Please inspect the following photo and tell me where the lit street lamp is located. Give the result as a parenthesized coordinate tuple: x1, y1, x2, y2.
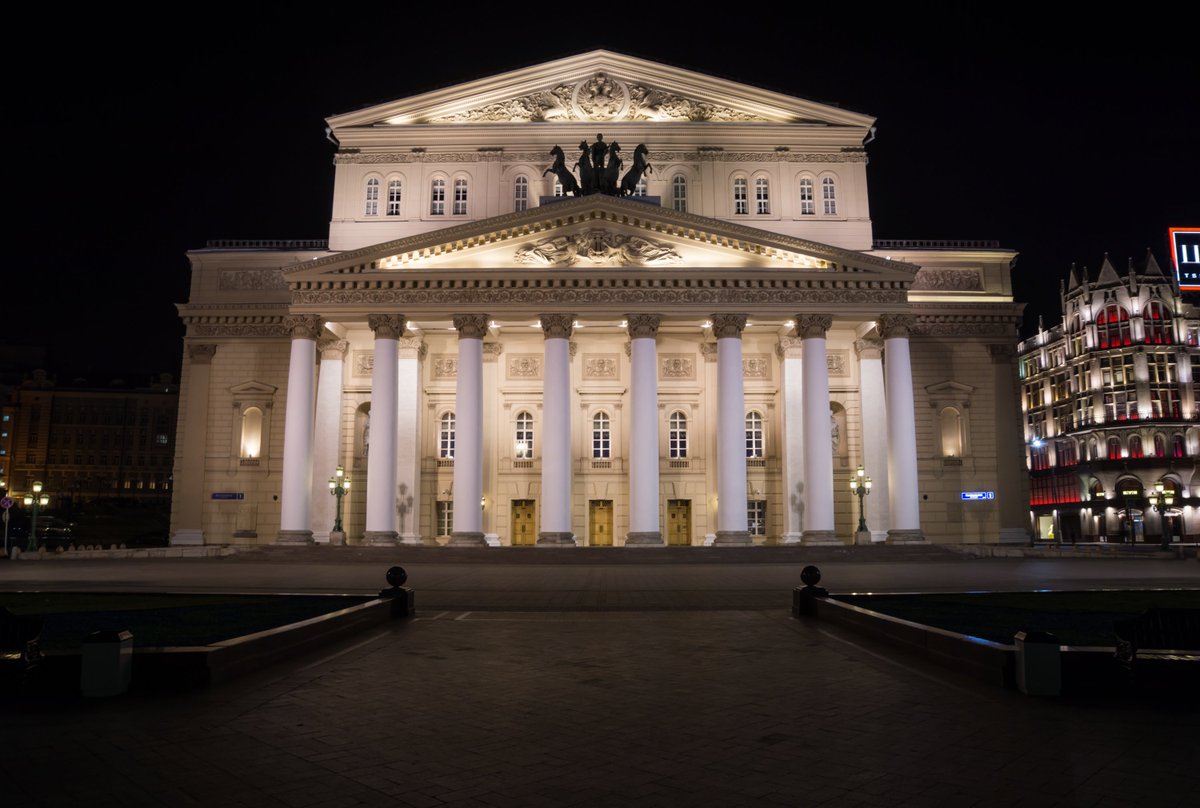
(1147, 481, 1174, 551)
(850, 465, 872, 544)
(23, 480, 49, 552)
(328, 466, 351, 544)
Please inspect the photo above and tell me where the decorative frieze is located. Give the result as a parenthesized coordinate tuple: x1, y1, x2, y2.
(584, 355, 619, 379)
(353, 351, 373, 376)
(660, 355, 695, 380)
(219, 269, 287, 291)
(337, 150, 868, 165)
(743, 355, 771, 379)
(432, 356, 458, 378)
(507, 355, 543, 379)
(516, 230, 682, 266)
(827, 350, 849, 376)
(191, 324, 291, 338)
(911, 315, 1020, 338)
(910, 269, 984, 291)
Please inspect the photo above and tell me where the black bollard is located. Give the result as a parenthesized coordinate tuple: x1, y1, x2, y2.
(793, 564, 829, 616)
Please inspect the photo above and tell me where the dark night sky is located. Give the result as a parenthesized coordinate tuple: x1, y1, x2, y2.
(7, 9, 1197, 384)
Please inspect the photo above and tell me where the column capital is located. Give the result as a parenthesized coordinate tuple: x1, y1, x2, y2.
(453, 313, 490, 339)
(794, 314, 832, 339)
(539, 313, 575, 339)
(482, 342, 503, 362)
(878, 313, 916, 339)
(368, 313, 406, 339)
(286, 315, 324, 340)
(711, 313, 747, 339)
(854, 337, 885, 360)
(626, 314, 661, 339)
(397, 336, 427, 359)
(987, 343, 1018, 361)
(700, 343, 718, 362)
(187, 343, 217, 364)
(318, 338, 350, 359)
(776, 336, 804, 358)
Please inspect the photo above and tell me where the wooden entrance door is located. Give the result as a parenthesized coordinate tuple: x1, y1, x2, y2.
(667, 499, 691, 546)
(589, 500, 613, 546)
(512, 500, 536, 545)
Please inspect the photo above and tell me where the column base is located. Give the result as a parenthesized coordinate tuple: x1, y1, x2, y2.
(999, 528, 1032, 545)
(170, 529, 204, 546)
(329, 531, 347, 546)
(363, 531, 400, 546)
(854, 528, 874, 545)
(802, 530, 841, 546)
(536, 532, 577, 546)
(624, 531, 664, 546)
(887, 529, 927, 544)
(276, 530, 314, 545)
(312, 530, 331, 544)
(399, 533, 424, 546)
(713, 530, 753, 546)
(779, 532, 803, 546)
(448, 531, 488, 547)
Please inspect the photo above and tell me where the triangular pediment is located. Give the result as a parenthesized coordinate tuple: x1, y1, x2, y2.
(327, 50, 875, 131)
(285, 196, 915, 282)
(230, 380, 278, 396)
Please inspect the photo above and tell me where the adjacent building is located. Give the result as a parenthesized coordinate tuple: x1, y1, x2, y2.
(1019, 252, 1199, 543)
(169, 51, 1030, 547)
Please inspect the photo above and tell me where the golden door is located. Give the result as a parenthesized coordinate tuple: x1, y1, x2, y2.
(667, 500, 691, 546)
(511, 500, 536, 545)
(589, 500, 614, 546)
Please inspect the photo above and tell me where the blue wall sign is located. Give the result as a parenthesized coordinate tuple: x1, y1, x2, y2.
(212, 492, 245, 500)
(960, 491, 995, 501)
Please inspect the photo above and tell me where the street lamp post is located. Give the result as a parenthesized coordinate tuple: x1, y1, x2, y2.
(850, 465, 872, 544)
(1148, 481, 1174, 551)
(23, 481, 49, 552)
(328, 466, 351, 545)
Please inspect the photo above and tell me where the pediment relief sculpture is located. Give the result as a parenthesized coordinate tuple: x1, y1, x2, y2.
(515, 229, 682, 267)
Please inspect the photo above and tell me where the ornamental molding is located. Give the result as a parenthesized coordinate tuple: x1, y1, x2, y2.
(507, 355, 543, 379)
(190, 324, 291, 337)
(483, 342, 504, 361)
(776, 336, 803, 358)
(700, 343, 718, 362)
(910, 269, 984, 292)
(626, 314, 661, 339)
(743, 355, 771, 379)
(432, 356, 458, 378)
(516, 230, 683, 267)
(660, 354, 695, 380)
(583, 354, 619, 379)
(827, 350, 849, 377)
(539, 313, 575, 339)
(218, 269, 288, 291)
(335, 150, 865, 166)
(911, 314, 1021, 338)
(294, 287, 907, 307)
(353, 351, 372, 376)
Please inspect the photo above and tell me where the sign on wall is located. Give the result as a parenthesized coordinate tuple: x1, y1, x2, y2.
(1170, 227, 1200, 290)
(960, 491, 995, 501)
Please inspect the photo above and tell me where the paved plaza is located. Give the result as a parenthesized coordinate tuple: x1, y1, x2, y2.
(2, 547, 1198, 807)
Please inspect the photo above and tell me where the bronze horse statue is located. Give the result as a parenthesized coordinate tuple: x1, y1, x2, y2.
(543, 145, 581, 196)
(601, 141, 622, 195)
(619, 144, 653, 196)
(574, 140, 597, 195)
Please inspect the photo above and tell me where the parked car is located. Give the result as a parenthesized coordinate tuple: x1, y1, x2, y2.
(2, 514, 75, 550)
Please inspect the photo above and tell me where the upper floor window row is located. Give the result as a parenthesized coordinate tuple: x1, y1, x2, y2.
(733, 175, 838, 217)
(363, 177, 471, 217)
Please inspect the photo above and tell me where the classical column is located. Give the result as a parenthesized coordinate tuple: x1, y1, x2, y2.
(449, 314, 489, 546)
(626, 314, 663, 545)
(798, 315, 837, 545)
(777, 336, 804, 544)
(311, 338, 348, 544)
(855, 337, 891, 543)
(365, 315, 403, 545)
(538, 314, 576, 546)
(713, 313, 751, 545)
(880, 313, 925, 542)
(990, 343, 1032, 544)
(396, 336, 425, 544)
(277, 315, 323, 544)
(170, 343, 216, 546)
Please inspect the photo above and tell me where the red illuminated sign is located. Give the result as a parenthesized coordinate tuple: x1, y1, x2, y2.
(1171, 227, 1200, 290)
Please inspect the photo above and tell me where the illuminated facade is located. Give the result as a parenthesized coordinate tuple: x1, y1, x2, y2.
(169, 51, 1030, 547)
(1019, 252, 1199, 542)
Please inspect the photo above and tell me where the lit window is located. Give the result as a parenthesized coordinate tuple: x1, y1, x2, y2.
(747, 500, 766, 536)
(672, 175, 687, 212)
(430, 179, 445, 215)
(1143, 301, 1173, 345)
(634, 176, 647, 196)
(799, 178, 815, 215)
(437, 501, 453, 536)
(592, 412, 611, 459)
(239, 407, 262, 458)
(822, 177, 837, 215)
(940, 407, 962, 457)
(386, 179, 402, 216)
(755, 177, 770, 214)
(1107, 436, 1122, 460)
(515, 411, 534, 459)
(669, 411, 688, 458)
(156, 433, 168, 445)
(745, 411, 764, 458)
(1128, 435, 1143, 459)
(453, 178, 468, 215)
(514, 176, 529, 212)
(733, 178, 748, 215)
(364, 178, 379, 216)
(1096, 304, 1131, 348)
(439, 412, 455, 459)
(1153, 434, 1165, 457)
(1172, 434, 1186, 458)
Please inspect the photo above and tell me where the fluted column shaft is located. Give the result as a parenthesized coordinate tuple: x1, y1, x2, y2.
(880, 314, 924, 542)
(537, 314, 576, 546)
(855, 337, 890, 543)
(627, 315, 663, 545)
(365, 315, 403, 545)
(777, 337, 804, 544)
(449, 314, 489, 546)
(713, 314, 751, 545)
(311, 339, 348, 543)
(798, 315, 837, 544)
(278, 315, 323, 544)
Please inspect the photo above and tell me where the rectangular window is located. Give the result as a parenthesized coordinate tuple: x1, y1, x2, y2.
(430, 180, 445, 215)
(387, 180, 402, 216)
(437, 501, 453, 536)
(453, 179, 468, 215)
(755, 178, 770, 214)
(799, 180, 815, 215)
(747, 500, 766, 536)
(733, 179, 748, 215)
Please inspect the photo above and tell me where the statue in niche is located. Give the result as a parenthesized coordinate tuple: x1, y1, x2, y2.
(362, 411, 370, 457)
(830, 412, 840, 454)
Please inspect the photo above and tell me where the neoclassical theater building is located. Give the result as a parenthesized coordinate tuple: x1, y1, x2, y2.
(169, 51, 1030, 547)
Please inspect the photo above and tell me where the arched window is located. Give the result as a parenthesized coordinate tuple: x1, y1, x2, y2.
(453, 178, 468, 215)
(755, 177, 770, 214)
(745, 411, 764, 458)
(514, 176, 529, 212)
(386, 179, 402, 216)
(1129, 435, 1144, 458)
(439, 412, 455, 459)
(733, 177, 748, 215)
(1153, 433, 1166, 457)
(669, 411, 688, 458)
(514, 411, 533, 459)
(672, 175, 687, 212)
(1055, 439, 1077, 466)
(1143, 301, 1173, 344)
(1096, 304, 1131, 348)
(1107, 436, 1123, 459)
(1172, 433, 1186, 458)
(364, 178, 380, 216)
(799, 178, 815, 215)
(240, 407, 262, 458)
(430, 178, 446, 215)
(592, 412, 611, 459)
(940, 407, 963, 457)
(822, 177, 837, 215)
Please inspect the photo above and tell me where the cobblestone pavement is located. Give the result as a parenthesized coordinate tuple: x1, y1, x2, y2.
(2, 549, 1197, 806)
